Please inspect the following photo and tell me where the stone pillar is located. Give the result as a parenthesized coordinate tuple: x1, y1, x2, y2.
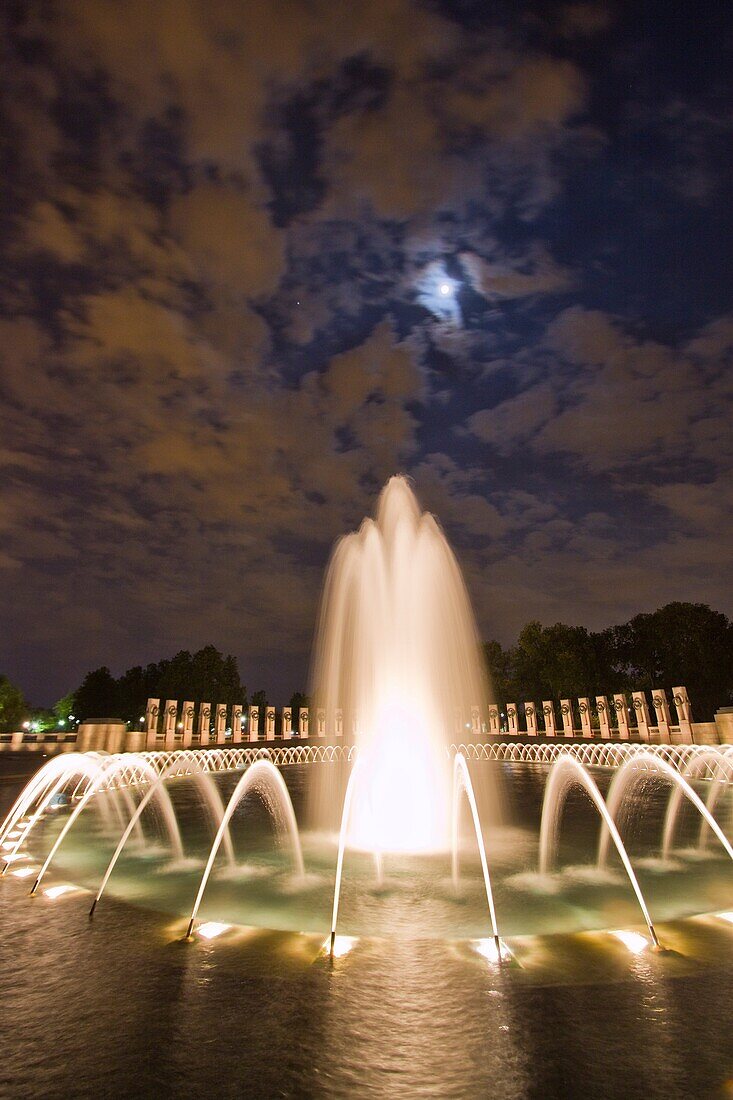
(578, 699, 592, 739)
(334, 708, 343, 738)
(145, 698, 160, 750)
(181, 702, 195, 748)
(164, 700, 178, 750)
(714, 708, 733, 744)
(249, 706, 260, 742)
(632, 692, 651, 742)
(506, 705, 518, 736)
(282, 707, 293, 739)
(560, 700, 574, 738)
(542, 702, 556, 737)
(613, 695, 630, 740)
(488, 705, 500, 734)
(316, 708, 326, 738)
(299, 707, 309, 738)
(524, 703, 537, 737)
(198, 703, 211, 747)
(471, 706, 481, 737)
(231, 704, 243, 744)
(652, 689, 671, 744)
(672, 687, 692, 741)
(595, 697, 611, 739)
(215, 704, 227, 744)
(265, 706, 275, 741)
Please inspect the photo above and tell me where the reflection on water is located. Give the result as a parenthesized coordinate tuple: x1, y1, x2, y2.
(1, 881, 732, 1098)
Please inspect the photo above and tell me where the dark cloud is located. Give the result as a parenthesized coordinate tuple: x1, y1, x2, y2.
(0, 0, 731, 702)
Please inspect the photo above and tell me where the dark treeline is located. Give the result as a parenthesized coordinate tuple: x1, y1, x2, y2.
(73, 646, 246, 724)
(484, 602, 733, 722)
(70, 648, 310, 727)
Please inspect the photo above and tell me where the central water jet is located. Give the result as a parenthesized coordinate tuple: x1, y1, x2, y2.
(311, 476, 489, 854)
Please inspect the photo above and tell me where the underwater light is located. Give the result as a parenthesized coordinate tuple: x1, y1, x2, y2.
(197, 921, 231, 940)
(439, 282, 452, 296)
(3, 853, 25, 864)
(324, 935, 356, 958)
(2, 841, 17, 851)
(611, 930, 649, 954)
(716, 911, 733, 924)
(12, 867, 35, 879)
(474, 938, 511, 964)
(45, 884, 75, 899)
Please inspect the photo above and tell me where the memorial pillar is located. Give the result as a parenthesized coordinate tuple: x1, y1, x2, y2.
(282, 707, 293, 739)
(231, 704, 243, 745)
(613, 695, 630, 740)
(181, 703, 195, 748)
(578, 699, 592, 739)
(596, 697, 611, 740)
(299, 707, 309, 738)
(265, 706, 275, 741)
(632, 692, 651, 742)
(542, 701, 556, 737)
(560, 700, 574, 738)
(215, 704, 227, 744)
(145, 699, 160, 750)
(249, 706, 260, 742)
(198, 703, 211, 747)
(652, 689, 671, 744)
(524, 703, 537, 737)
(672, 687, 692, 742)
(488, 705, 500, 735)
(164, 700, 178, 751)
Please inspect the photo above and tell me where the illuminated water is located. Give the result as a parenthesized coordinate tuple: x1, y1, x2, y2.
(310, 476, 489, 853)
(2, 758, 733, 1099)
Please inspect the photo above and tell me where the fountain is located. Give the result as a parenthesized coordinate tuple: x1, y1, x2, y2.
(0, 477, 731, 965)
(309, 475, 489, 855)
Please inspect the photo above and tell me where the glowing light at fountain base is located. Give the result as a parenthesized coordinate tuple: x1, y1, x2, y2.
(197, 921, 231, 940)
(474, 938, 512, 964)
(347, 707, 450, 854)
(610, 930, 649, 954)
(44, 884, 76, 899)
(324, 935, 357, 958)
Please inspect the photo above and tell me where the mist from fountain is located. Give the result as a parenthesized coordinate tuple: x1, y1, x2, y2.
(597, 752, 733, 869)
(186, 759, 304, 938)
(662, 750, 733, 857)
(539, 755, 659, 946)
(30, 754, 183, 895)
(310, 475, 490, 855)
(90, 752, 234, 916)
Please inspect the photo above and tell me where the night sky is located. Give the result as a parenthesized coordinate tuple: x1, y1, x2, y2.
(1, 1, 732, 705)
